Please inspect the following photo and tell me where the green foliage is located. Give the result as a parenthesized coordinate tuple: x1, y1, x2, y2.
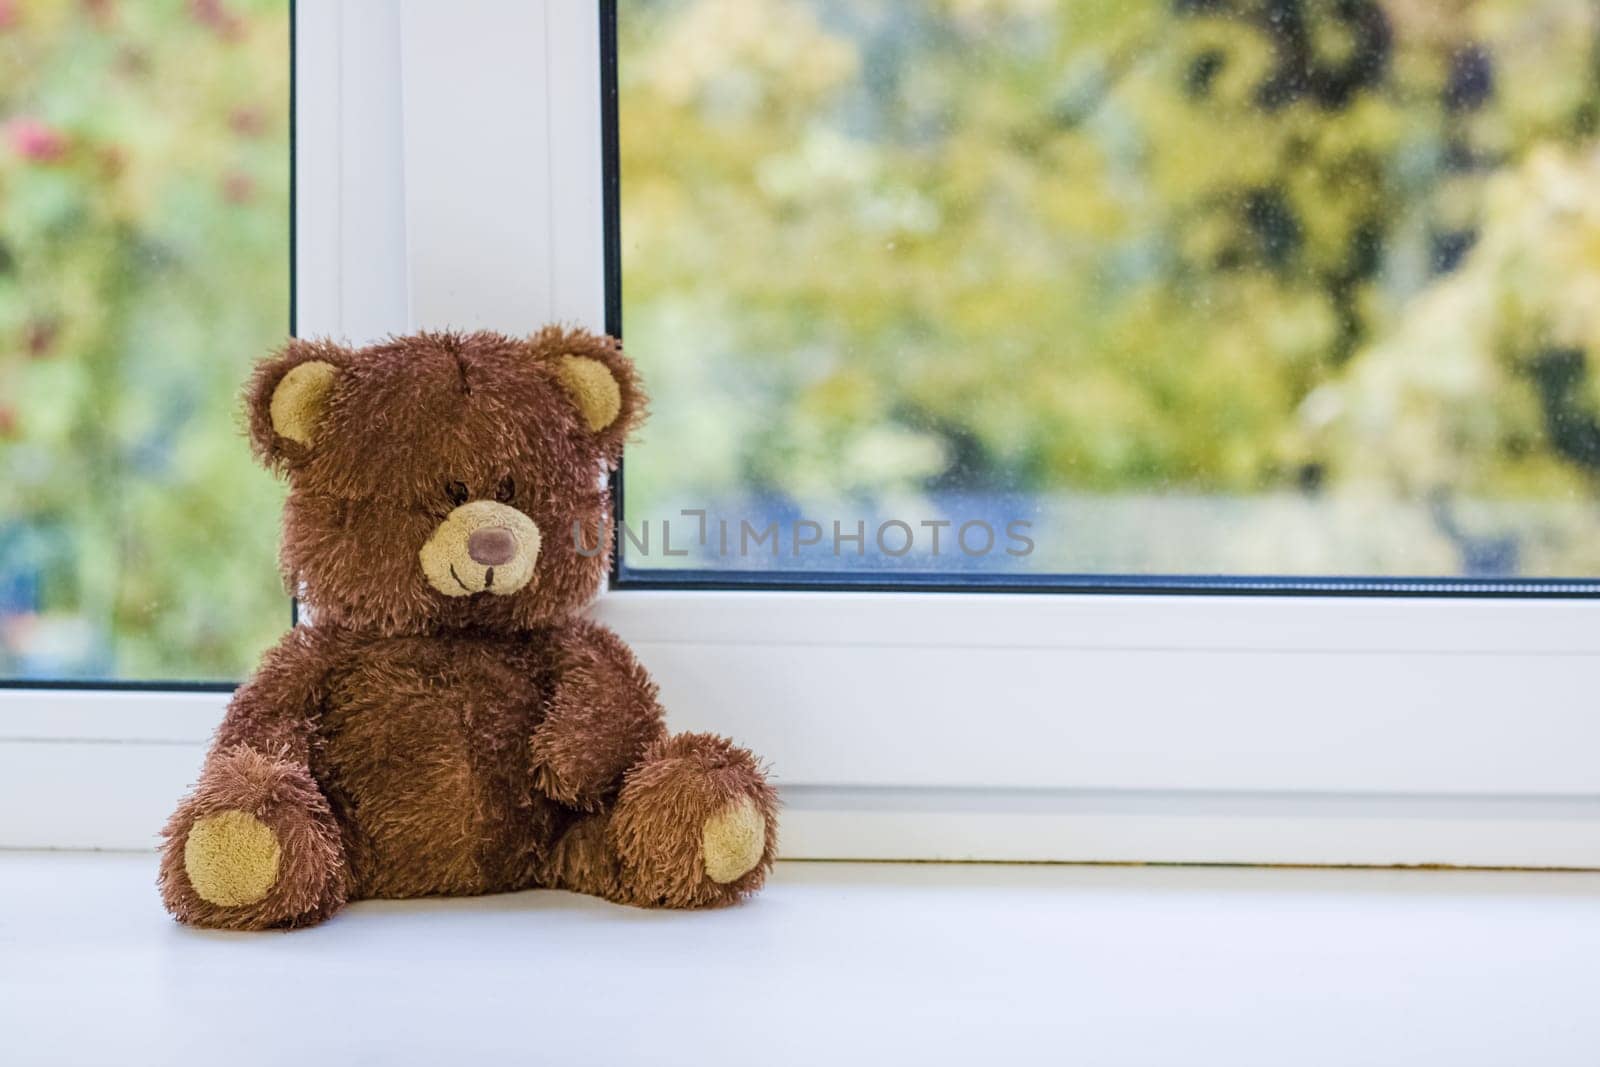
(0, 1, 289, 680)
(620, 0, 1600, 576)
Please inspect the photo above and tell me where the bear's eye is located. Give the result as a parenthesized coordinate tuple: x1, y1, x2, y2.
(495, 476, 516, 503)
(445, 480, 470, 506)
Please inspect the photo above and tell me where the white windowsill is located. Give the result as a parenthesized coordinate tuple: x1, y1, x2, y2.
(2, 851, 1595, 1066)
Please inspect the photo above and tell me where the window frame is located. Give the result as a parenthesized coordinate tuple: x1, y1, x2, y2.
(5, 0, 1600, 867)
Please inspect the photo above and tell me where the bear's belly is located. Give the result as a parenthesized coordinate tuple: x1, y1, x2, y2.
(313, 635, 562, 899)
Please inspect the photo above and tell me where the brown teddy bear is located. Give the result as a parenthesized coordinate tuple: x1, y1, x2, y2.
(158, 328, 777, 930)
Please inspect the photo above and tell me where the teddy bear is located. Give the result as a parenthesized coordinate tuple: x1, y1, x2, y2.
(158, 327, 777, 930)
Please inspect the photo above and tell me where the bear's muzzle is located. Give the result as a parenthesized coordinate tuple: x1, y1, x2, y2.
(419, 500, 541, 597)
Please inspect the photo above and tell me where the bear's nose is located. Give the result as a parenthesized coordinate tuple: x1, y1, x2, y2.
(467, 526, 517, 566)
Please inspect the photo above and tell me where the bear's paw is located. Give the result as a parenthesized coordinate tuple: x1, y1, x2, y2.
(183, 810, 282, 907)
(702, 798, 766, 884)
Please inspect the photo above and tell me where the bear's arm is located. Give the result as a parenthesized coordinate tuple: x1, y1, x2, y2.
(530, 618, 668, 810)
(210, 624, 344, 765)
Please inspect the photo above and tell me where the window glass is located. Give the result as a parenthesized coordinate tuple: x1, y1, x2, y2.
(0, 1, 289, 681)
(617, 0, 1600, 582)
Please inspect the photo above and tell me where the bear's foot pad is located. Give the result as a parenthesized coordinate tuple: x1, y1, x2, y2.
(702, 798, 766, 884)
(184, 810, 281, 907)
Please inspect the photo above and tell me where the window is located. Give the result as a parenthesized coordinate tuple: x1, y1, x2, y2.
(0, 2, 291, 682)
(617, 0, 1600, 589)
(6, 1, 1599, 869)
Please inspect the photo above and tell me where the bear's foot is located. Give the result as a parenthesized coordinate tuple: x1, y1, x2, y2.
(184, 809, 281, 907)
(546, 732, 778, 908)
(159, 746, 349, 930)
(701, 796, 766, 884)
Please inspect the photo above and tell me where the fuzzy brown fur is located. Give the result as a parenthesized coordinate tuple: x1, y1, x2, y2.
(159, 328, 777, 930)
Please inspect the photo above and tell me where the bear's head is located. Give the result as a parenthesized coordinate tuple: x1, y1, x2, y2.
(246, 327, 642, 634)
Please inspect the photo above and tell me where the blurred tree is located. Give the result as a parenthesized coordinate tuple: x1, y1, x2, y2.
(0, 0, 289, 680)
(619, 0, 1600, 577)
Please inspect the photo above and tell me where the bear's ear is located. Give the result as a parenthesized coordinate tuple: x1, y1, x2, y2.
(532, 326, 644, 463)
(245, 338, 351, 470)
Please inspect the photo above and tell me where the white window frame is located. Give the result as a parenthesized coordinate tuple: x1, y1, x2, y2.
(6, 0, 1600, 867)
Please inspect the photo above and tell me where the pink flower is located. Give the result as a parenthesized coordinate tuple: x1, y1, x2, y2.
(228, 107, 266, 138)
(221, 171, 255, 203)
(6, 118, 68, 163)
(0, 1, 18, 32)
(189, 0, 242, 40)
